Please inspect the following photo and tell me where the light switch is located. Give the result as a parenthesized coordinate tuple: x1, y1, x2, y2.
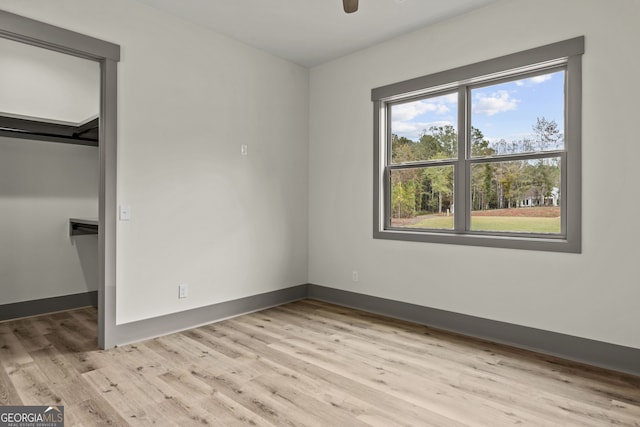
(119, 205, 131, 221)
(241, 144, 248, 156)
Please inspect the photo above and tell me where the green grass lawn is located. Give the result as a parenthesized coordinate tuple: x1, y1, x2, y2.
(405, 216, 560, 233)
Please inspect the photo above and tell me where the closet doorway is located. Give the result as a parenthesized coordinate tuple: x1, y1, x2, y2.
(0, 10, 120, 348)
(0, 36, 100, 332)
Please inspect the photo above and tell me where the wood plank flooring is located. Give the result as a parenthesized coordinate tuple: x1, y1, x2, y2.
(1, 299, 639, 426)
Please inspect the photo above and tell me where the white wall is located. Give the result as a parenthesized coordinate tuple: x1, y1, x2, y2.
(0, 0, 309, 324)
(0, 37, 98, 122)
(309, 0, 640, 349)
(0, 137, 99, 304)
(0, 37, 99, 305)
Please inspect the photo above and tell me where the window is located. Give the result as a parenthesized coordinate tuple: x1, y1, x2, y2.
(372, 37, 584, 252)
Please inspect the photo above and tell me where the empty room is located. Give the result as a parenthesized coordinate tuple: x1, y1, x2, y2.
(0, 0, 639, 425)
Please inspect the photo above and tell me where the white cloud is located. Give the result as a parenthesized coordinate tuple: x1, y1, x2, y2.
(514, 74, 552, 87)
(390, 94, 459, 139)
(392, 121, 421, 133)
(530, 74, 552, 84)
(441, 93, 458, 104)
(392, 120, 455, 140)
(472, 90, 519, 116)
(391, 94, 457, 121)
(392, 100, 450, 121)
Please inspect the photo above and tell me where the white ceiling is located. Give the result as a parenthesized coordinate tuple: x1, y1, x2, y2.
(134, 0, 500, 67)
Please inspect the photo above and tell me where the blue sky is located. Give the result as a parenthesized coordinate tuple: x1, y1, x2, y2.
(391, 70, 565, 145)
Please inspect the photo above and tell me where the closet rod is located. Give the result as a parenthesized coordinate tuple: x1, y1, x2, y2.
(0, 113, 98, 146)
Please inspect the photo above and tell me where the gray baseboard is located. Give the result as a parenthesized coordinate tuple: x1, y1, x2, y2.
(5, 284, 637, 377)
(110, 284, 308, 346)
(0, 291, 98, 321)
(307, 284, 640, 377)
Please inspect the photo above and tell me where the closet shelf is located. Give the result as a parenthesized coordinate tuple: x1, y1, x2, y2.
(0, 112, 98, 146)
(69, 218, 98, 236)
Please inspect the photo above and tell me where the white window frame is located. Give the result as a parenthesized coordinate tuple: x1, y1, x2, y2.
(372, 37, 584, 252)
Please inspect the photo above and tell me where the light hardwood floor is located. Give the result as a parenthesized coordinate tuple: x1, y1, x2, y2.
(0, 300, 639, 426)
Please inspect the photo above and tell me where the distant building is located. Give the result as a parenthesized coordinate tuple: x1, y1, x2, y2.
(520, 187, 559, 207)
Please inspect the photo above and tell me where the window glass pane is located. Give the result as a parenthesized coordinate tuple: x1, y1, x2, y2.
(390, 166, 454, 230)
(390, 92, 458, 163)
(470, 158, 561, 234)
(471, 70, 565, 157)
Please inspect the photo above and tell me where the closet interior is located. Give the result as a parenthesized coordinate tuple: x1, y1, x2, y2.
(0, 36, 101, 321)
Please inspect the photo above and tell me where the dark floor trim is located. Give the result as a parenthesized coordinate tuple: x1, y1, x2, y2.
(8, 284, 637, 377)
(307, 284, 640, 377)
(110, 285, 308, 346)
(0, 291, 98, 321)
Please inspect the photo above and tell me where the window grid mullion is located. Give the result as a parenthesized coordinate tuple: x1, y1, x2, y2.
(388, 160, 457, 171)
(384, 104, 392, 229)
(456, 86, 468, 233)
(560, 152, 567, 237)
(468, 150, 566, 164)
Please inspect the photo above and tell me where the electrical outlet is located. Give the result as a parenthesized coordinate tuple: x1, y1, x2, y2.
(352, 271, 359, 282)
(178, 284, 188, 299)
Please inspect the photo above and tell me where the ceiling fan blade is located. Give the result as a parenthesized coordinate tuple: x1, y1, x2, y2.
(343, 0, 358, 13)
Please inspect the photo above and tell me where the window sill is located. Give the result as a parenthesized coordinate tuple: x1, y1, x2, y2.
(374, 228, 580, 253)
